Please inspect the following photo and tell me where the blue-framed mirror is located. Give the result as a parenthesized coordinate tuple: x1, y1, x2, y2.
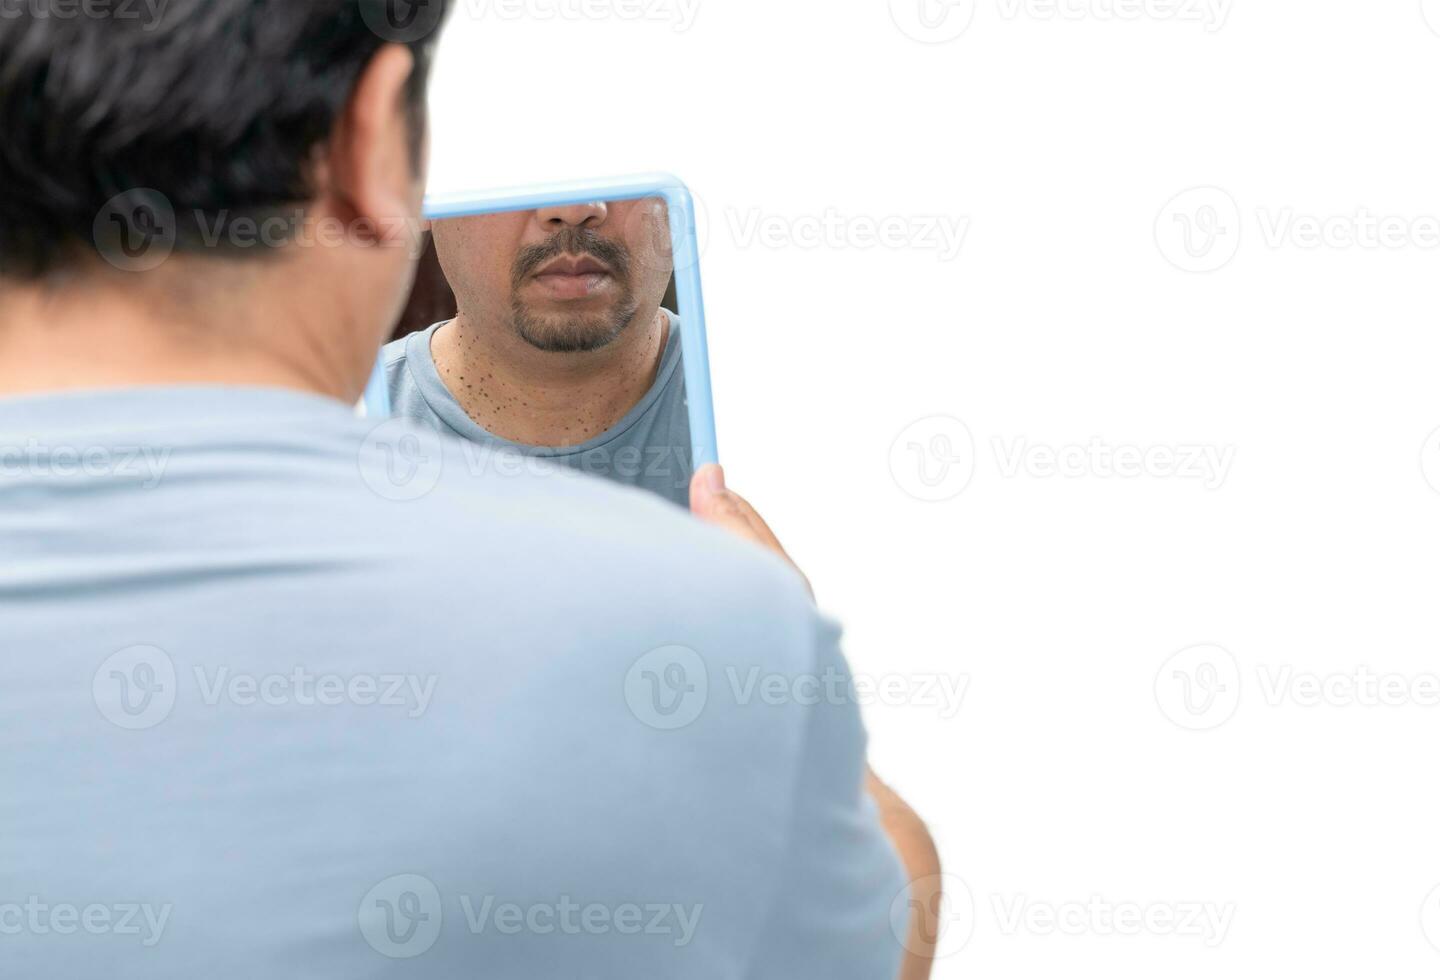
(362, 173, 716, 509)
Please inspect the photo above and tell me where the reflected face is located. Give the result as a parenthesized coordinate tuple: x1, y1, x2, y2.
(432, 199, 674, 353)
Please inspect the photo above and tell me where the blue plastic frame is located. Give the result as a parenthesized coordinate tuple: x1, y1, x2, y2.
(362, 172, 718, 469)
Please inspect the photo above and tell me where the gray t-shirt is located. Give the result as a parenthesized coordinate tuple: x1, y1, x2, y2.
(0, 386, 906, 980)
(384, 311, 693, 507)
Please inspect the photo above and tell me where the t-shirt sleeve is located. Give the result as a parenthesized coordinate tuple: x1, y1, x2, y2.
(745, 613, 909, 980)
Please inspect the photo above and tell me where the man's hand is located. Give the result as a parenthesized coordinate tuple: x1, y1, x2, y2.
(689, 463, 810, 594)
(688, 463, 940, 980)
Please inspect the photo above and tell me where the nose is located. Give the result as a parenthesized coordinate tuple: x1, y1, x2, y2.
(534, 202, 609, 230)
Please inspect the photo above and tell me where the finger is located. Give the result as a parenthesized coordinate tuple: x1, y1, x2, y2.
(691, 466, 777, 546)
(716, 487, 787, 557)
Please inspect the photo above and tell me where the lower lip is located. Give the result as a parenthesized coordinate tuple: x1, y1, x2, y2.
(531, 271, 612, 300)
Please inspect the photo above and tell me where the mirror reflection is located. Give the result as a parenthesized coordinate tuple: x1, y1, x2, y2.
(385, 197, 693, 506)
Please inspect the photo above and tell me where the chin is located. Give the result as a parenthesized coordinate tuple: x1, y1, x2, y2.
(514, 306, 634, 354)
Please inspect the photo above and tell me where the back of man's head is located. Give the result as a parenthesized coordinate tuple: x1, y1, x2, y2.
(0, 0, 450, 398)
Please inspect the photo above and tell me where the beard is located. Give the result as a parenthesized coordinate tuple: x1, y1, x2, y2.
(509, 226, 639, 353)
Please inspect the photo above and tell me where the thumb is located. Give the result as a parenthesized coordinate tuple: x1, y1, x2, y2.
(689, 463, 728, 514)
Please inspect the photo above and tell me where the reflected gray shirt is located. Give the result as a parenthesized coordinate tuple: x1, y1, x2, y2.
(384, 311, 693, 507)
(0, 385, 906, 980)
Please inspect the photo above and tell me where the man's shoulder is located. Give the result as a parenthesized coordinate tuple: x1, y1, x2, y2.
(352, 414, 815, 651)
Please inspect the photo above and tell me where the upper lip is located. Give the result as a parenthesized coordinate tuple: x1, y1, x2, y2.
(533, 254, 611, 278)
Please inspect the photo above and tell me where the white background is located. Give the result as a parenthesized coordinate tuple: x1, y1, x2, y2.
(429, 2, 1440, 975)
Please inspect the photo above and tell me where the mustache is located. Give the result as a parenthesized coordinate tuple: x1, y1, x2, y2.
(512, 227, 632, 285)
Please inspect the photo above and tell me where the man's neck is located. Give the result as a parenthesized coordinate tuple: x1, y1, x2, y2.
(430, 307, 669, 447)
(0, 262, 359, 402)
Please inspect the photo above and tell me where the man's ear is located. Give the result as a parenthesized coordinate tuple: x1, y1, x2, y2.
(323, 44, 424, 249)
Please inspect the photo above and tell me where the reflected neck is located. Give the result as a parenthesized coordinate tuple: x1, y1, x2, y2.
(431, 306, 668, 448)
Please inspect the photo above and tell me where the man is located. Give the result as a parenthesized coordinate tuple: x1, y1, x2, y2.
(0, 2, 938, 978)
(387, 199, 693, 506)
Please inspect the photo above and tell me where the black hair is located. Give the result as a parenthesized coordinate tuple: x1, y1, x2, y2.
(0, 0, 451, 278)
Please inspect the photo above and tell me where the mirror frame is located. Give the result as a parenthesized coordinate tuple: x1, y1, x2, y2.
(362, 173, 718, 469)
